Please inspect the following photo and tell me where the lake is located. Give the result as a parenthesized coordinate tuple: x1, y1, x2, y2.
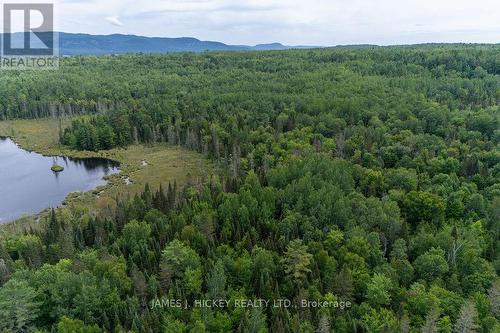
(0, 137, 119, 223)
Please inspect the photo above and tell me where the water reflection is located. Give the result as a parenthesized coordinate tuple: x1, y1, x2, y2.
(0, 137, 120, 223)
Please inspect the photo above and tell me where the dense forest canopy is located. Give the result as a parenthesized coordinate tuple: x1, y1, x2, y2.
(0, 45, 499, 332)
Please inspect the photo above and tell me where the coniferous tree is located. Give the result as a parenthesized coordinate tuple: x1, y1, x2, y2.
(453, 301, 479, 333)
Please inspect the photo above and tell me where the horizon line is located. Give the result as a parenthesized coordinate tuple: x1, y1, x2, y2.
(3, 31, 499, 48)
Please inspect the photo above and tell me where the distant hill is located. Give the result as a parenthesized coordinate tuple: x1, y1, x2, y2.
(3, 32, 319, 55)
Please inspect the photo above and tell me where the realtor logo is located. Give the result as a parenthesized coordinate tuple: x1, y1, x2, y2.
(1, 3, 58, 69)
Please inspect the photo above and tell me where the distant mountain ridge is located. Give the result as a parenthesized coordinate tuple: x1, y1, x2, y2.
(4, 32, 318, 55)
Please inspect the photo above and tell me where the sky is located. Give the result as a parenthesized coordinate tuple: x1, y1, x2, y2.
(3, 0, 500, 46)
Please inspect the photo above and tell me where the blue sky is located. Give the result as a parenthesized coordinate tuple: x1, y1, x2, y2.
(5, 0, 500, 45)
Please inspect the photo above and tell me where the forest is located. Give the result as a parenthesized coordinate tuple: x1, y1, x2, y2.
(0, 45, 499, 332)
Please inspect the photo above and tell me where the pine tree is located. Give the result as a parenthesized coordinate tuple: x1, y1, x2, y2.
(0, 259, 10, 285)
(333, 265, 354, 300)
(453, 301, 479, 333)
(487, 280, 500, 318)
(0, 279, 39, 332)
(401, 312, 411, 333)
(237, 309, 249, 333)
(207, 260, 227, 299)
(59, 224, 75, 259)
(421, 306, 439, 333)
(141, 183, 153, 208)
(45, 209, 60, 246)
(153, 184, 168, 213)
(248, 307, 267, 333)
(281, 239, 313, 288)
(131, 265, 148, 309)
(317, 314, 331, 333)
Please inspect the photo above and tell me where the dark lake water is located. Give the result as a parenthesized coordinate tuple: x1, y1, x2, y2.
(0, 137, 119, 223)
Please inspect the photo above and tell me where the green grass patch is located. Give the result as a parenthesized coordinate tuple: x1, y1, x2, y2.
(0, 118, 213, 232)
(51, 164, 64, 172)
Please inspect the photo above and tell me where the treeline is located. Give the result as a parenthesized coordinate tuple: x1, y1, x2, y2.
(0, 45, 498, 122)
(61, 113, 132, 150)
(0, 45, 499, 332)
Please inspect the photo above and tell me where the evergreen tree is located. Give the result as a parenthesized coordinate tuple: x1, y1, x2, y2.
(0, 279, 40, 332)
(453, 301, 479, 333)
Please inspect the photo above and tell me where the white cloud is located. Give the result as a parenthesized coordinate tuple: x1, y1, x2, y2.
(47, 0, 500, 44)
(105, 16, 123, 27)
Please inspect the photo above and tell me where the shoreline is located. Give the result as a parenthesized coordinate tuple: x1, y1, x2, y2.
(0, 118, 212, 231)
(0, 135, 123, 228)
(0, 135, 123, 166)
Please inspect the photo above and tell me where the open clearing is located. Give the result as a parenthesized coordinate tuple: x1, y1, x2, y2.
(0, 118, 213, 234)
